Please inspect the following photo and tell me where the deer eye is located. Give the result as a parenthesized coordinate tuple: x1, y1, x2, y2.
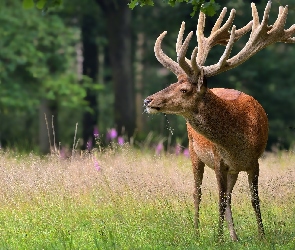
(180, 89, 187, 93)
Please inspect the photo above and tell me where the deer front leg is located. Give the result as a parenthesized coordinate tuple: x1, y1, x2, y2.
(247, 166, 265, 238)
(215, 160, 228, 241)
(189, 142, 205, 235)
(192, 160, 205, 235)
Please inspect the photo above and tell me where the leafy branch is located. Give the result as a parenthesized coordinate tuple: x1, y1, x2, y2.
(128, 0, 220, 16)
(22, 0, 220, 17)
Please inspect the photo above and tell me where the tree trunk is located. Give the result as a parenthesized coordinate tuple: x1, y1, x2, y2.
(135, 32, 145, 132)
(81, 12, 99, 149)
(97, 0, 135, 138)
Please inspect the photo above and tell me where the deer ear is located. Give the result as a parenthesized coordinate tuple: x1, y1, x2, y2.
(197, 69, 207, 94)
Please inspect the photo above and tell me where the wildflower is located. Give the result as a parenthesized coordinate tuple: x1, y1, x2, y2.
(87, 138, 93, 151)
(156, 142, 164, 155)
(93, 126, 99, 138)
(183, 148, 190, 158)
(107, 128, 118, 141)
(94, 159, 101, 171)
(175, 143, 182, 155)
(118, 136, 124, 145)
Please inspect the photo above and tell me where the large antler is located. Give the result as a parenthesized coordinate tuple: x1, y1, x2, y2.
(154, 1, 295, 81)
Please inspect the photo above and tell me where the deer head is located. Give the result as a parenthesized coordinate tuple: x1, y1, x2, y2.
(144, 1, 295, 118)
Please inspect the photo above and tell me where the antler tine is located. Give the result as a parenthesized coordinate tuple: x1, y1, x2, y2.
(176, 21, 202, 80)
(234, 21, 253, 41)
(217, 26, 236, 68)
(176, 22, 195, 73)
(154, 31, 185, 76)
(260, 1, 271, 29)
(211, 7, 227, 34)
(178, 31, 194, 76)
(278, 5, 284, 17)
(191, 46, 201, 79)
(215, 9, 236, 36)
(273, 5, 295, 43)
(189, 46, 201, 82)
(271, 5, 288, 34)
(176, 22, 186, 55)
(154, 24, 197, 78)
(208, 8, 236, 47)
(197, 11, 206, 44)
(204, 25, 237, 77)
(251, 2, 260, 31)
(285, 23, 295, 42)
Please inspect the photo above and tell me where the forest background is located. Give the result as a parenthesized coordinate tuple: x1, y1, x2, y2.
(1, 0, 295, 153)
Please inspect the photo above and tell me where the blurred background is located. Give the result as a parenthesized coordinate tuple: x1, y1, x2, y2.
(1, 0, 295, 153)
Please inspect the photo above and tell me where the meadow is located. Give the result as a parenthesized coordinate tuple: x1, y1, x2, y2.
(0, 145, 294, 249)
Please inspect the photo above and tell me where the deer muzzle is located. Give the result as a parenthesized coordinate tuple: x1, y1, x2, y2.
(143, 97, 161, 114)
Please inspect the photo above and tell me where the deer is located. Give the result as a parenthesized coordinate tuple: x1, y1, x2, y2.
(144, 1, 295, 241)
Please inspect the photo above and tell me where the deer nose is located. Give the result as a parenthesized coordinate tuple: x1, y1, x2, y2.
(144, 98, 152, 106)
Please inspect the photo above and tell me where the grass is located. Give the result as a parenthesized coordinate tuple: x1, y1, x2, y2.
(0, 146, 295, 249)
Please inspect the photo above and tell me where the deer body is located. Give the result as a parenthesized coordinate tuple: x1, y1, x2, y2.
(186, 87, 268, 172)
(144, 1, 295, 241)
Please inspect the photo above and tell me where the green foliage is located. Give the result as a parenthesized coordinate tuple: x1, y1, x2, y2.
(200, 0, 220, 16)
(129, 0, 154, 9)
(129, 0, 220, 16)
(0, 2, 80, 111)
(23, 0, 62, 11)
(0, 0, 94, 148)
(22, 0, 34, 9)
(42, 75, 103, 109)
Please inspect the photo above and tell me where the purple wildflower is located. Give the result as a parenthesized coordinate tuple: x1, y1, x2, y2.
(155, 142, 164, 155)
(175, 144, 182, 155)
(93, 126, 99, 138)
(107, 128, 118, 141)
(183, 148, 190, 158)
(118, 136, 124, 145)
(87, 138, 93, 151)
(94, 159, 101, 171)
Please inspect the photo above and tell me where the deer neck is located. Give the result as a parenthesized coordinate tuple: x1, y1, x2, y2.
(184, 89, 240, 148)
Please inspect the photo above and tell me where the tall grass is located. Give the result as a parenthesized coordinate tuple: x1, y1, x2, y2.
(0, 146, 294, 249)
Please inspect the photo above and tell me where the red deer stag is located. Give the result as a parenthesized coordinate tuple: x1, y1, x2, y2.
(144, 1, 295, 241)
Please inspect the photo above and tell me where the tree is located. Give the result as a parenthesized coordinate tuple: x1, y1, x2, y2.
(80, 4, 100, 150)
(96, 0, 135, 138)
(63, 0, 137, 140)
